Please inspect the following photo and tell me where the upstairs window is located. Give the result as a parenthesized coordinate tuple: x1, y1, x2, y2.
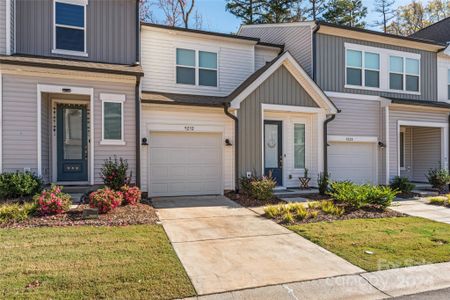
(346, 49, 379, 88)
(54, 0, 86, 55)
(176, 48, 218, 87)
(390, 56, 420, 92)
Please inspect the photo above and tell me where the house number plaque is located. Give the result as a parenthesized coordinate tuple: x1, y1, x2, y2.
(185, 126, 195, 131)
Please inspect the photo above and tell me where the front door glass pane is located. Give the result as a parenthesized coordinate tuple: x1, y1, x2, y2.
(63, 108, 82, 160)
(265, 124, 278, 168)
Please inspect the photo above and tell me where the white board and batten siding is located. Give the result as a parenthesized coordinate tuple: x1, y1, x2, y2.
(140, 27, 256, 97)
(141, 104, 235, 196)
(437, 55, 450, 102)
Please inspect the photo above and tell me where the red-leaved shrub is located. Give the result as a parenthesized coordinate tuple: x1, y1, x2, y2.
(89, 188, 123, 214)
(121, 185, 141, 205)
(33, 185, 72, 215)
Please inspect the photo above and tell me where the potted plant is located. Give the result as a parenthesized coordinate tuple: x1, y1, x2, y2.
(299, 168, 311, 189)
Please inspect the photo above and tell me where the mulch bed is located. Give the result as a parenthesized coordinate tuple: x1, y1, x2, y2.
(0, 201, 159, 229)
(225, 191, 286, 207)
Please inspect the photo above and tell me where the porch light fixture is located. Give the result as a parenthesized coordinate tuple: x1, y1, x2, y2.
(225, 139, 232, 146)
(378, 141, 386, 149)
(141, 137, 148, 145)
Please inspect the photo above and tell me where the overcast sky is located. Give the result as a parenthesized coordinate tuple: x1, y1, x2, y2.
(152, 0, 415, 33)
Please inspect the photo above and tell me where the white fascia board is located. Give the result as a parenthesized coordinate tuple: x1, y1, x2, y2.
(238, 22, 315, 34)
(328, 135, 378, 143)
(230, 52, 338, 114)
(261, 103, 324, 113)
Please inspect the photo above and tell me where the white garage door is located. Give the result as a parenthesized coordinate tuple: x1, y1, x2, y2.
(148, 132, 223, 197)
(328, 142, 377, 184)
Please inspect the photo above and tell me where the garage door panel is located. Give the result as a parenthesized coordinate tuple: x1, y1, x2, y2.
(149, 132, 223, 197)
(329, 142, 376, 185)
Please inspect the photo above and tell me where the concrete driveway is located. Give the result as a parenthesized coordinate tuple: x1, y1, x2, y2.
(391, 199, 450, 224)
(153, 195, 363, 295)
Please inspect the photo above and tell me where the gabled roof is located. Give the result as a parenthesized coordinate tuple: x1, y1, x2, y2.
(229, 51, 338, 114)
(410, 17, 450, 44)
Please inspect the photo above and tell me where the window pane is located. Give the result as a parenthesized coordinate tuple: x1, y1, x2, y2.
(199, 51, 217, 69)
(448, 85, 450, 100)
(176, 48, 195, 67)
(56, 27, 84, 51)
(400, 132, 404, 168)
(199, 69, 217, 87)
(390, 73, 403, 90)
(55, 2, 84, 27)
(406, 75, 419, 92)
(406, 58, 419, 75)
(347, 68, 362, 85)
(63, 108, 82, 160)
(390, 56, 403, 73)
(176, 66, 195, 85)
(104, 102, 122, 140)
(264, 124, 278, 168)
(365, 52, 379, 70)
(365, 70, 379, 88)
(294, 124, 305, 169)
(448, 69, 450, 84)
(346, 50, 362, 68)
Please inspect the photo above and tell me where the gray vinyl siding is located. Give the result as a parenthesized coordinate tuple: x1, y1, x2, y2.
(0, 0, 6, 54)
(15, 0, 137, 64)
(411, 127, 441, 182)
(2, 74, 136, 184)
(389, 106, 447, 181)
(239, 25, 313, 76)
(316, 33, 438, 101)
(238, 65, 318, 177)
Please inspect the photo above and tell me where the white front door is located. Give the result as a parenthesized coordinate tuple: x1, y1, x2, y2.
(328, 141, 377, 184)
(148, 132, 223, 197)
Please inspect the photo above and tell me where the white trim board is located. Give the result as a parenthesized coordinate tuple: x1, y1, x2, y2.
(0, 73, 2, 172)
(261, 103, 325, 113)
(100, 93, 126, 145)
(230, 52, 338, 114)
(37, 84, 94, 185)
(6, 0, 11, 55)
(328, 135, 378, 143)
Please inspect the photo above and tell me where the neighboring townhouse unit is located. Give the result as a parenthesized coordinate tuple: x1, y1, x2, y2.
(0, 0, 142, 186)
(139, 24, 338, 197)
(240, 21, 449, 186)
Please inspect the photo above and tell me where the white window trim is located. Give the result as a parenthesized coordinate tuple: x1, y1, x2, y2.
(389, 56, 421, 93)
(100, 93, 125, 146)
(175, 47, 219, 88)
(52, 0, 88, 57)
(293, 122, 306, 170)
(399, 128, 406, 170)
(344, 43, 421, 95)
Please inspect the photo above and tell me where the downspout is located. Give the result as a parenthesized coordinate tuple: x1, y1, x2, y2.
(135, 0, 140, 63)
(323, 113, 337, 175)
(312, 22, 320, 82)
(224, 103, 239, 193)
(135, 76, 141, 187)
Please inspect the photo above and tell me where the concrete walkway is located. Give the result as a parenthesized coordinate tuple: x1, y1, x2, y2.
(390, 199, 450, 224)
(186, 262, 450, 300)
(153, 195, 362, 295)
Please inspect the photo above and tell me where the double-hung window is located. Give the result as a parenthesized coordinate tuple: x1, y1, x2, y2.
(346, 49, 380, 88)
(176, 48, 218, 87)
(294, 124, 305, 169)
(390, 56, 420, 92)
(54, 0, 87, 55)
(101, 94, 125, 145)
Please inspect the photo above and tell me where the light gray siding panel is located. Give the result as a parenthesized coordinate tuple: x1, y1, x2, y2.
(238, 65, 318, 176)
(400, 127, 413, 180)
(240, 25, 313, 76)
(389, 107, 447, 181)
(316, 33, 438, 101)
(15, 0, 137, 64)
(0, 0, 6, 54)
(411, 127, 441, 182)
(2, 74, 136, 184)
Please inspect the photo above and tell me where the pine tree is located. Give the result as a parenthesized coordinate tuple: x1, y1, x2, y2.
(259, 0, 295, 23)
(226, 0, 263, 24)
(373, 0, 395, 33)
(322, 0, 367, 28)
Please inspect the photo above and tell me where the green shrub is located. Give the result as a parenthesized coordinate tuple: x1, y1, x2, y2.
(264, 205, 283, 218)
(282, 211, 295, 224)
(249, 176, 276, 201)
(307, 201, 321, 210)
(426, 167, 450, 193)
(294, 205, 308, 220)
(307, 210, 318, 219)
(239, 175, 256, 195)
(34, 185, 72, 215)
(317, 172, 330, 195)
(367, 185, 398, 208)
(390, 176, 415, 194)
(320, 200, 345, 216)
(100, 156, 131, 191)
(0, 172, 43, 200)
(328, 181, 369, 209)
(429, 197, 447, 206)
(0, 202, 36, 223)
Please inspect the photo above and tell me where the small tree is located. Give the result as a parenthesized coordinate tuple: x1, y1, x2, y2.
(426, 167, 450, 194)
(100, 156, 132, 191)
(322, 0, 368, 28)
(373, 0, 395, 33)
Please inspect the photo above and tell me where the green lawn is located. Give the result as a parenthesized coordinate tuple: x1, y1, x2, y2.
(288, 217, 450, 272)
(0, 225, 195, 300)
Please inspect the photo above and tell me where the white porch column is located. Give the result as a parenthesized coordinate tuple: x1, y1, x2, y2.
(384, 106, 390, 185)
